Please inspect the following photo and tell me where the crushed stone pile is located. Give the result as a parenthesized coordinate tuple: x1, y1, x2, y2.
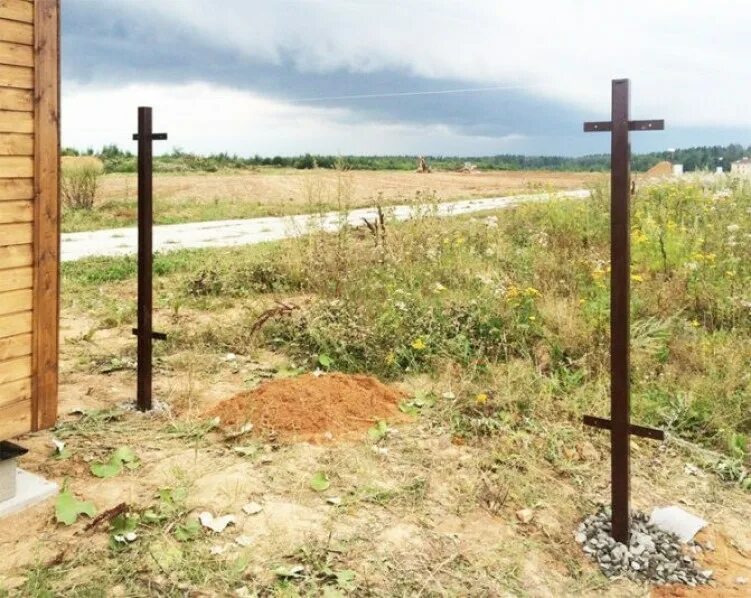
(207, 372, 406, 443)
(576, 509, 713, 586)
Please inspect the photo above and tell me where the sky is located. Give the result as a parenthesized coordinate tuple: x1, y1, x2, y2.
(62, 0, 751, 157)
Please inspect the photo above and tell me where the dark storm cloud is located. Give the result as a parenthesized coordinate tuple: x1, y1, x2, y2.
(62, 1, 749, 155)
(62, 1, 591, 146)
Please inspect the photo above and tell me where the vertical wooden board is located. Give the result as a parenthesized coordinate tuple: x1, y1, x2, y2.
(0, 332, 30, 361)
(0, 355, 30, 384)
(0, 399, 31, 439)
(0, 266, 32, 292)
(0, 177, 32, 199)
(0, 64, 32, 88)
(0, 288, 31, 315)
(0, 377, 30, 407)
(0, 17, 33, 45)
(0, 88, 33, 111)
(0, 111, 33, 133)
(0, 310, 31, 338)
(0, 40, 33, 67)
(33, 0, 60, 430)
(0, 221, 32, 244)
(0, 199, 31, 221)
(0, 242, 32, 267)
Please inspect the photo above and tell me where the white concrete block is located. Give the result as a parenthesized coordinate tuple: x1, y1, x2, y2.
(0, 469, 58, 519)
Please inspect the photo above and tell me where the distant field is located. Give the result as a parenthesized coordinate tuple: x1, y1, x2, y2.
(62, 168, 604, 232)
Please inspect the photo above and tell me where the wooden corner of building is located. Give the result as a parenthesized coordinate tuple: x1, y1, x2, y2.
(31, 0, 60, 431)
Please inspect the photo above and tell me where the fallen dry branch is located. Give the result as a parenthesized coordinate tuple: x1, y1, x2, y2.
(249, 301, 300, 336)
(84, 502, 128, 532)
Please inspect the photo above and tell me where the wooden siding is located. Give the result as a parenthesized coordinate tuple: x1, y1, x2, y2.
(0, 1, 60, 439)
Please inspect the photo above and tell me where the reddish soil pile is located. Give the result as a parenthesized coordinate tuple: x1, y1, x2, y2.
(646, 160, 673, 178)
(208, 373, 407, 443)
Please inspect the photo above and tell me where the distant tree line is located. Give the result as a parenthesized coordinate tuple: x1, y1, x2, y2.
(61, 143, 751, 174)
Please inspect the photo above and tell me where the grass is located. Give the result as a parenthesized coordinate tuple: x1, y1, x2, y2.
(62, 177, 751, 460)
(60, 169, 599, 232)
(15, 175, 747, 596)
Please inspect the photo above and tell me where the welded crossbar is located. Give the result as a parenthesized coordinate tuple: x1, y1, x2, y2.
(583, 79, 665, 544)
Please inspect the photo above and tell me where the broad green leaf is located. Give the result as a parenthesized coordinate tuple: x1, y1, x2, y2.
(174, 519, 202, 542)
(318, 354, 333, 368)
(112, 446, 137, 463)
(310, 471, 330, 492)
(90, 460, 123, 479)
(367, 420, 389, 441)
(55, 487, 96, 526)
(90, 446, 140, 478)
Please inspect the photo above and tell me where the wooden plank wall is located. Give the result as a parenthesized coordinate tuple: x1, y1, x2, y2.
(0, 0, 59, 440)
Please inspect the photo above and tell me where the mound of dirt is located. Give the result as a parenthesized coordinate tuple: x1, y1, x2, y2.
(646, 160, 673, 178)
(208, 373, 407, 443)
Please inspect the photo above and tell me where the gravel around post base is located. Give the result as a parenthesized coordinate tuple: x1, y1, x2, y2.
(576, 508, 713, 586)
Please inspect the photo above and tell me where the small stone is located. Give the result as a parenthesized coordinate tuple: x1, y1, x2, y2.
(734, 576, 748, 585)
(516, 508, 534, 524)
(242, 502, 263, 515)
(575, 532, 586, 544)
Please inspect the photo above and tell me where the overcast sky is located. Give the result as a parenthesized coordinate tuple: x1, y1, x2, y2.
(62, 0, 751, 157)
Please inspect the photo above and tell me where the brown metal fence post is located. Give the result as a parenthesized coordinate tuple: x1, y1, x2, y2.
(583, 79, 665, 544)
(132, 107, 167, 411)
(609, 79, 631, 543)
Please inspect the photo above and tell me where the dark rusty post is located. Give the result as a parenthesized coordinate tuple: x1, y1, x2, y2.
(132, 107, 167, 411)
(609, 79, 632, 543)
(583, 79, 665, 544)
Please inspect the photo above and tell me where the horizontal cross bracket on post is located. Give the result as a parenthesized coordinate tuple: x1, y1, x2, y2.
(132, 328, 167, 341)
(582, 415, 665, 441)
(132, 133, 168, 141)
(583, 120, 665, 133)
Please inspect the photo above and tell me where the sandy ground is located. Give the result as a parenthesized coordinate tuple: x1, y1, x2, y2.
(0, 310, 749, 596)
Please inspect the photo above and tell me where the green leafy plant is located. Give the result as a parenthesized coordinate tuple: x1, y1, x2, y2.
(90, 447, 140, 478)
(310, 472, 331, 492)
(367, 420, 389, 441)
(318, 354, 333, 369)
(55, 484, 96, 526)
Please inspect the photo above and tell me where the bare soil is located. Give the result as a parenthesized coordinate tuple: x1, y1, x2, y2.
(2, 306, 750, 595)
(207, 372, 407, 443)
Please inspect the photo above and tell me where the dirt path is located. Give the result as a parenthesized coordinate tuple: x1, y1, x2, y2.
(61, 189, 588, 261)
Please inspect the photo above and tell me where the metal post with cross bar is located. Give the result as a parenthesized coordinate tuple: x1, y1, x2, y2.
(583, 79, 666, 544)
(132, 107, 168, 411)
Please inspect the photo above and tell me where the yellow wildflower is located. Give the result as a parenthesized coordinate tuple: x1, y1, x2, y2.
(630, 274, 643, 283)
(528, 316, 536, 322)
(411, 338, 426, 351)
(691, 319, 700, 328)
(385, 351, 396, 365)
(474, 393, 489, 405)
